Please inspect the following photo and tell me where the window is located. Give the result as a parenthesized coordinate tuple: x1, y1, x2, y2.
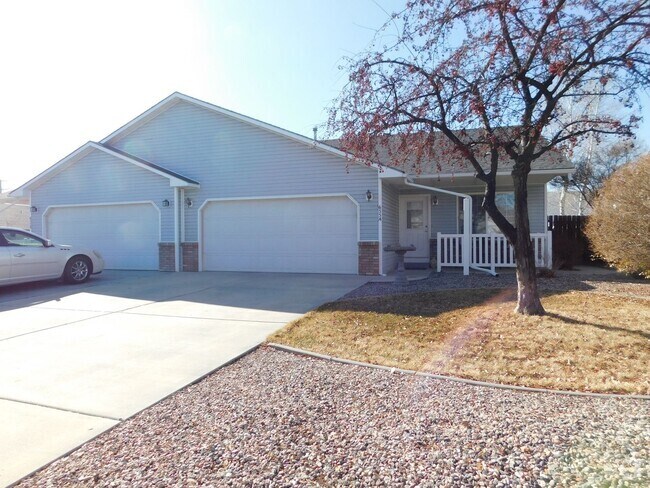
(0, 230, 45, 247)
(406, 201, 424, 229)
(458, 193, 515, 233)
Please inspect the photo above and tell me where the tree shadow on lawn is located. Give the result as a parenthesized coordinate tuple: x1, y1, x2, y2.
(317, 288, 516, 318)
(545, 312, 650, 341)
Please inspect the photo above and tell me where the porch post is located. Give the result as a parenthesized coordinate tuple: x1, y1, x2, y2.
(436, 232, 441, 272)
(173, 187, 181, 272)
(490, 233, 496, 274)
(462, 196, 471, 276)
(545, 230, 553, 269)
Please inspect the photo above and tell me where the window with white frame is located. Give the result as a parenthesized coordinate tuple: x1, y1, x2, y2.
(458, 192, 515, 233)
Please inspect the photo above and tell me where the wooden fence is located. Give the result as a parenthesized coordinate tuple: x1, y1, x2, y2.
(547, 215, 593, 266)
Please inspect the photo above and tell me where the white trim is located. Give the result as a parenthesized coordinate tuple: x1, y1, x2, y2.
(41, 200, 162, 242)
(197, 193, 361, 273)
(380, 168, 573, 179)
(174, 187, 181, 272)
(100, 92, 385, 173)
(180, 189, 186, 243)
(11, 142, 198, 196)
(378, 180, 383, 275)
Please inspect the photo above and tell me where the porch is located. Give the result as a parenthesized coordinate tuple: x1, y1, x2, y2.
(436, 231, 553, 275)
(379, 174, 555, 276)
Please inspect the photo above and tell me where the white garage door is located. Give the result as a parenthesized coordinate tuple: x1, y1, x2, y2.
(202, 196, 358, 274)
(46, 203, 159, 270)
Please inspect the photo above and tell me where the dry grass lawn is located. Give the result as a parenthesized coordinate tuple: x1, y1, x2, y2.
(269, 288, 650, 395)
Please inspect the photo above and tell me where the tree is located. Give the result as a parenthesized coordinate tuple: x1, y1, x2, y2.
(585, 153, 650, 277)
(551, 138, 645, 213)
(328, 0, 649, 315)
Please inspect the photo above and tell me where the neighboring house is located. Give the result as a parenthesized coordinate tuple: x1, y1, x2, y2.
(11, 93, 573, 275)
(0, 190, 30, 229)
(547, 188, 592, 216)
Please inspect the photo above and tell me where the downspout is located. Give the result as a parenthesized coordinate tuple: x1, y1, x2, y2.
(174, 187, 181, 272)
(378, 179, 383, 275)
(180, 188, 186, 243)
(403, 178, 496, 276)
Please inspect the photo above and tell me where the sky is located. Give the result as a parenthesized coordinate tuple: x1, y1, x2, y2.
(0, 0, 648, 192)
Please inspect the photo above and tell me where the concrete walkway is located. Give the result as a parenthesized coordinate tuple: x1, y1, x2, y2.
(0, 270, 368, 486)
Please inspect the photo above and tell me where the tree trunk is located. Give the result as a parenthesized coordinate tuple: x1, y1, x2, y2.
(512, 170, 545, 315)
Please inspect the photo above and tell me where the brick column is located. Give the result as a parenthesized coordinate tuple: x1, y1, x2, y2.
(358, 241, 380, 275)
(181, 242, 199, 271)
(158, 242, 176, 271)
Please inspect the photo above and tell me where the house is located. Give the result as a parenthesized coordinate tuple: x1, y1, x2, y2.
(11, 93, 573, 275)
(0, 183, 30, 229)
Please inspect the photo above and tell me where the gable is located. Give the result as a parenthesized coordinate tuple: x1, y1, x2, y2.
(109, 100, 379, 182)
(11, 142, 198, 198)
(31, 149, 171, 202)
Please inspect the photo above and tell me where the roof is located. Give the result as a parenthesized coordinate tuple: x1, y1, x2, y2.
(11, 142, 199, 197)
(323, 131, 573, 176)
(100, 144, 199, 185)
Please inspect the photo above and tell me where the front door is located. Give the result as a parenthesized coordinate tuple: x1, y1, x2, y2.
(399, 195, 430, 263)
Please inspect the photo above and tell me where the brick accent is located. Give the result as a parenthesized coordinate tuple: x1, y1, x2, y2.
(181, 242, 199, 272)
(358, 241, 380, 275)
(158, 242, 176, 271)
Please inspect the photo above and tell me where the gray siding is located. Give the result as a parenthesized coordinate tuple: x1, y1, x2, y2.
(30, 150, 172, 239)
(380, 181, 400, 272)
(527, 184, 546, 233)
(431, 193, 459, 235)
(112, 101, 380, 241)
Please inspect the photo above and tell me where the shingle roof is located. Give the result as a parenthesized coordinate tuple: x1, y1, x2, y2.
(323, 131, 572, 175)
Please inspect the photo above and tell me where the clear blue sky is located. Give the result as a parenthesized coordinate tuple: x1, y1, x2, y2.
(1, 0, 648, 191)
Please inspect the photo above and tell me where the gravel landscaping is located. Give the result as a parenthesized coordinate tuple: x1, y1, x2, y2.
(18, 347, 649, 487)
(344, 268, 649, 299)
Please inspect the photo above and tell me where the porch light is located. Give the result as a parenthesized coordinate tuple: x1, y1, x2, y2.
(366, 190, 373, 201)
(432, 196, 438, 206)
(185, 197, 193, 207)
(162, 199, 170, 207)
(30, 206, 37, 213)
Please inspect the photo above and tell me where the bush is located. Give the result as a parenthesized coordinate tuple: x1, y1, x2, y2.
(585, 153, 650, 277)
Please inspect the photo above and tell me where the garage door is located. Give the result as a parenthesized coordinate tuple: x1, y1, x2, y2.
(45, 203, 159, 270)
(202, 196, 358, 274)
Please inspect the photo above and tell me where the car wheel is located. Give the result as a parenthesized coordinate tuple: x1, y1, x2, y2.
(63, 256, 91, 284)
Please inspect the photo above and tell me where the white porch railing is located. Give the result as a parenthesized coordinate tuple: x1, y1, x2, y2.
(436, 231, 553, 273)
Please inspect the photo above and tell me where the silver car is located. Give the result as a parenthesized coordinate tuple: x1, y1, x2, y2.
(0, 227, 104, 286)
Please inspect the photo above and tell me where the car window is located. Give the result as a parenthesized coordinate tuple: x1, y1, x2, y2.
(0, 230, 45, 248)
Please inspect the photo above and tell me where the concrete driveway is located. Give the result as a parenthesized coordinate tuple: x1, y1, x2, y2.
(0, 270, 368, 486)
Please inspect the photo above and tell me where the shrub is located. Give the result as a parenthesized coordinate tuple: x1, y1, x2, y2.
(585, 153, 650, 277)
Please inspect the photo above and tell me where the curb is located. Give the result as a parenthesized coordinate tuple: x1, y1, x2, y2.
(267, 343, 650, 400)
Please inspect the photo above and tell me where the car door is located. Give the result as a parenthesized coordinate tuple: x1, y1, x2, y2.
(0, 236, 11, 284)
(1, 230, 63, 282)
